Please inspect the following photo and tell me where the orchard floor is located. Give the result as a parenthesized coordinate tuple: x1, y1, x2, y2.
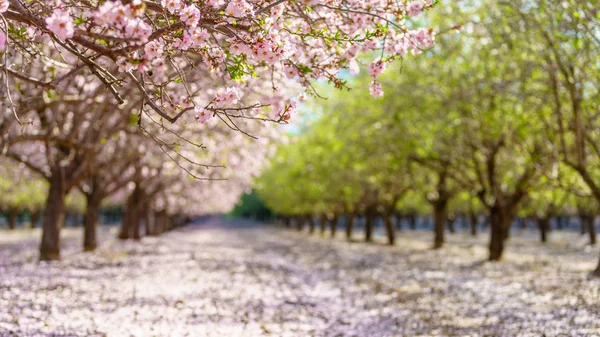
(1, 218, 600, 337)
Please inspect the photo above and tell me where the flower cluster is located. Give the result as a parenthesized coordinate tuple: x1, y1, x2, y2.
(213, 87, 242, 107)
(45, 8, 74, 40)
(195, 107, 213, 124)
(225, 0, 254, 17)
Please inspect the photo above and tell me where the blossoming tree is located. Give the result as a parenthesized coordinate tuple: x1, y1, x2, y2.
(1, 0, 436, 125)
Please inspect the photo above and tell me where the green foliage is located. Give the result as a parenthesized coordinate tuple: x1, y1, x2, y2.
(257, 0, 598, 219)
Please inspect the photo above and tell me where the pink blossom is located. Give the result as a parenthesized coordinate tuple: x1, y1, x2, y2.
(195, 106, 213, 123)
(368, 60, 387, 78)
(412, 28, 435, 48)
(124, 18, 152, 43)
(225, 0, 254, 17)
(180, 4, 200, 27)
(213, 87, 241, 107)
(45, 9, 75, 40)
(406, 1, 425, 17)
(370, 81, 384, 97)
(185, 27, 210, 49)
(0, 0, 9, 13)
(161, 0, 182, 14)
(284, 65, 298, 79)
(144, 40, 164, 59)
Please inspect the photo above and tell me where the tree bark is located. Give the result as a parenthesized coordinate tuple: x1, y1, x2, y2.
(307, 215, 315, 234)
(556, 216, 564, 230)
(295, 216, 304, 232)
(469, 212, 477, 236)
(488, 205, 513, 261)
(537, 217, 550, 243)
(319, 214, 327, 236)
(408, 214, 416, 230)
(365, 209, 374, 242)
(40, 170, 67, 261)
(119, 185, 143, 240)
(433, 199, 448, 249)
(580, 215, 588, 235)
(83, 187, 103, 252)
(329, 214, 338, 238)
(383, 213, 395, 245)
(153, 210, 166, 236)
(345, 211, 355, 241)
(447, 215, 456, 233)
(30, 210, 41, 228)
(8, 209, 17, 230)
(144, 208, 155, 236)
(588, 216, 597, 246)
(593, 254, 600, 277)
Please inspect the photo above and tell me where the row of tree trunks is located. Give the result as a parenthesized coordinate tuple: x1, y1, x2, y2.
(1, 209, 42, 229)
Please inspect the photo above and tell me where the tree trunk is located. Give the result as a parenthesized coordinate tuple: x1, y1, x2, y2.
(119, 186, 143, 240)
(307, 215, 315, 234)
(433, 199, 448, 249)
(144, 208, 155, 236)
(295, 216, 304, 231)
(395, 214, 402, 230)
(408, 214, 416, 230)
(154, 210, 166, 235)
(488, 205, 513, 261)
(593, 253, 600, 277)
(383, 213, 395, 245)
(30, 210, 41, 228)
(8, 209, 17, 230)
(319, 214, 327, 235)
(537, 217, 550, 243)
(556, 216, 564, 230)
(284, 217, 291, 229)
(345, 211, 355, 241)
(83, 187, 103, 252)
(365, 209, 374, 242)
(447, 215, 456, 234)
(580, 215, 588, 235)
(329, 214, 338, 238)
(40, 170, 67, 261)
(469, 212, 477, 236)
(588, 216, 597, 246)
(520, 217, 527, 230)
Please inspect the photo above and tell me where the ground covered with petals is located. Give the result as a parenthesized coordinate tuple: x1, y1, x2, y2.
(1, 218, 600, 337)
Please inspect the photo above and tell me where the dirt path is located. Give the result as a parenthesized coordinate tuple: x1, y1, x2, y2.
(1, 217, 599, 336)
